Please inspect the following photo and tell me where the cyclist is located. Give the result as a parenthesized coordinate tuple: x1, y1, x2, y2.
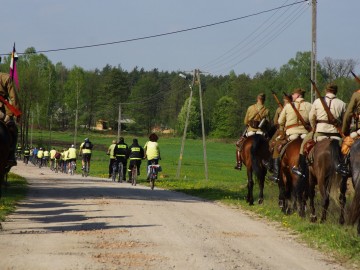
(54, 149, 61, 171)
(43, 148, 50, 167)
(16, 144, 22, 160)
(23, 146, 30, 164)
(144, 133, 161, 179)
(79, 138, 93, 172)
(128, 138, 144, 181)
(37, 147, 44, 167)
(32, 147, 38, 165)
(67, 144, 77, 172)
(50, 147, 57, 170)
(107, 140, 117, 178)
(114, 137, 129, 181)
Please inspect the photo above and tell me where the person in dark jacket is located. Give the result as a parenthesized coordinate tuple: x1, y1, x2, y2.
(128, 138, 144, 181)
(114, 137, 129, 181)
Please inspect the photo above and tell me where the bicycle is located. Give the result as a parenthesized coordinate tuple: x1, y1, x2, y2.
(148, 164, 161, 190)
(131, 164, 137, 186)
(82, 155, 90, 177)
(111, 161, 124, 183)
(68, 160, 76, 175)
(54, 159, 59, 173)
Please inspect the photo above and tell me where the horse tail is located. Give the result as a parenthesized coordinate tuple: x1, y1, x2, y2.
(250, 135, 266, 181)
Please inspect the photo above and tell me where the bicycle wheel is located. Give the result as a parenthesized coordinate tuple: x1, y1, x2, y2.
(85, 161, 89, 177)
(132, 166, 137, 186)
(111, 163, 117, 182)
(118, 163, 123, 183)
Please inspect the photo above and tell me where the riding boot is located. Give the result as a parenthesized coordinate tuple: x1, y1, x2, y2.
(234, 150, 242, 170)
(336, 154, 350, 177)
(6, 119, 18, 168)
(268, 158, 280, 183)
(292, 154, 306, 178)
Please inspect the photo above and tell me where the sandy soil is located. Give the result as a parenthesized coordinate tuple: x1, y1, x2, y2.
(0, 162, 349, 270)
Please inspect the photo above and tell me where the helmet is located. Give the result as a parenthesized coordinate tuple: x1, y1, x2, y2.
(112, 140, 116, 144)
(40, 147, 43, 150)
(71, 144, 75, 148)
(85, 138, 89, 142)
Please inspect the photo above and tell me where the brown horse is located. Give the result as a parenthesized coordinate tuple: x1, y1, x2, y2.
(0, 121, 11, 198)
(308, 139, 347, 224)
(348, 139, 360, 235)
(279, 137, 307, 216)
(241, 134, 271, 205)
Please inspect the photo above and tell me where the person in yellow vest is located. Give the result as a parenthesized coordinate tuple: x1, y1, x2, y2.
(144, 133, 161, 179)
(268, 88, 311, 182)
(37, 147, 44, 167)
(67, 144, 77, 170)
(79, 138, 93, 171)
(107, 140, 117, 178)
(235, 93, 269, 170)
(43, 148, 50, 167)
(292, 83, 347, 178)
(50, 147, 57, 170)
(63, 148, 69, 173)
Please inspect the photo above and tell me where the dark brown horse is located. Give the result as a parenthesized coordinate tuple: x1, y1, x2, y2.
(348, 139, 360, 235)
(279, 137, 307, 216)
(241, 134, 271, 205)
(0, 121, 11, 198)
(308, 139, 347, 224)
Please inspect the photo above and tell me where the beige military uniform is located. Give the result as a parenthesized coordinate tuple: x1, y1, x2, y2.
(244, 102, 269, 134)
(278, 97, 312, 138)
(342, 90, 360, 135)
(300, 93, 346, 155)
(0, 73, 19, 119)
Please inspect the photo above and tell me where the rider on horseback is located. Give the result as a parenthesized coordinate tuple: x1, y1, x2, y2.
(235, 93, 269, 170)
(268, 88, 311, 182)
(292, 83, 348, 178)
(0, 73, 20, 169)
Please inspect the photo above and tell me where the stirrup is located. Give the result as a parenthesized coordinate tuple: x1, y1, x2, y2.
(267, 174, 279, 183)
(336, 164, 350, 177)
(291, 166, 305, 178)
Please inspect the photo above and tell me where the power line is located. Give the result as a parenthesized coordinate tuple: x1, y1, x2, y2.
(0, 1, 307, 57)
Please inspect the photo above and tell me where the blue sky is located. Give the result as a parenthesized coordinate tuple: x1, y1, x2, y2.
(1, 0, 359, 76)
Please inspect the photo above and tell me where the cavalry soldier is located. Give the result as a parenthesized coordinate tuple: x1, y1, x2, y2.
(268, 88, 311, 182)
(292, 83, 347, 178)
(339, 89, 360, 174)
(235, 93, 269, 170)
(0, 72, 20, 168)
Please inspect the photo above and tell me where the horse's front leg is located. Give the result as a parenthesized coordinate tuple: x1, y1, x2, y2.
(338, 176, 348, 225)
(309, 175, 317, 222)
(246, 168, 254, 205)
(258, 168, 265, 205)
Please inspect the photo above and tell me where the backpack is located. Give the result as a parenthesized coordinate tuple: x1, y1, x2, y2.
(83, 141, 92, 149)
(55, 152, 61, 159)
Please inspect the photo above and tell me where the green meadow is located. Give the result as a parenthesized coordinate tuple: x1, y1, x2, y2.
(4, 130, 360, 267)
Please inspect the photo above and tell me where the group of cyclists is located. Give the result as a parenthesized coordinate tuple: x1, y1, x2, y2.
(17, 138, 93, 175)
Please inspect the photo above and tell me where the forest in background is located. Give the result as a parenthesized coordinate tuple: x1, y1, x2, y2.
(0, 47, 358, 146)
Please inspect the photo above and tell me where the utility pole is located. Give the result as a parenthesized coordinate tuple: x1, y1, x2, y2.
(196, 69, 208, 181)
(74, 79, 79, 147)
(310, 0, 317, 103)
(117, 103, 122, 141)
(176, 71, 195, 179)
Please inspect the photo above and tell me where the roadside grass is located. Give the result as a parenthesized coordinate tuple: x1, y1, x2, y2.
(31, 130, 360, 267)
(0, 173, 27, 222)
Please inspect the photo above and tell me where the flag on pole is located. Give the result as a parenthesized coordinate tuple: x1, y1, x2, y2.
(9, 43, 20, 90)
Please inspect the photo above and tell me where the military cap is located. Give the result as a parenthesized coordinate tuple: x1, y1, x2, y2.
(257, 93, 266, 100)
(325, 83, 338, 93)
(292, 88, 306, 95)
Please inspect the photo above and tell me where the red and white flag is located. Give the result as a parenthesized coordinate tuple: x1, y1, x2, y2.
(9, 43, 20, 90)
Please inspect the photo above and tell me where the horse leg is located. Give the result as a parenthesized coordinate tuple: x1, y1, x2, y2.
(278, 173, 286, 211)
(258, 173, 265, 205)
(309, 176, 317, 222)
(319, 182, 330, 223)
(338, 176, 348, 225)
(246, 168, 254, 206)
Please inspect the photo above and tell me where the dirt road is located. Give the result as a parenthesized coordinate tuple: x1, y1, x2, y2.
(0, 162, 347, 270)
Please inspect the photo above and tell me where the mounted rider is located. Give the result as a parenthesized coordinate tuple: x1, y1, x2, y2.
(268, 88, 312, 182)
(0, 72, 20, 168)
(235, 93, 269, 170)
(292, 83, 347, 178)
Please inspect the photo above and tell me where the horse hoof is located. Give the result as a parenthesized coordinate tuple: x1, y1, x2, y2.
(258, 198, 263, 205)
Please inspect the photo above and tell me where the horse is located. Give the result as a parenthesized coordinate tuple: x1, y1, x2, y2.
(278, 137, 307, 217)
(308, 139, 347, 224)
(348, 139, 360, 235)
(240, 124, 276, 206)
(0, 121, 11, 199)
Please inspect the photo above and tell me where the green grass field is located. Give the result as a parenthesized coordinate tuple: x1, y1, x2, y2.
(16, 130, 360, 266)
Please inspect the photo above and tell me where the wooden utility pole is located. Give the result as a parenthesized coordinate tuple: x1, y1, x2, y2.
(74, 79, 79, 147)
(176, 71, 195, 179)
(117, 103, 122, 141)
(310, 0, 317, 103)
(196, 69, 208, 181)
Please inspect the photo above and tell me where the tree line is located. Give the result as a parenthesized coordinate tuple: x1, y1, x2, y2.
(0, 48, 358, 146)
